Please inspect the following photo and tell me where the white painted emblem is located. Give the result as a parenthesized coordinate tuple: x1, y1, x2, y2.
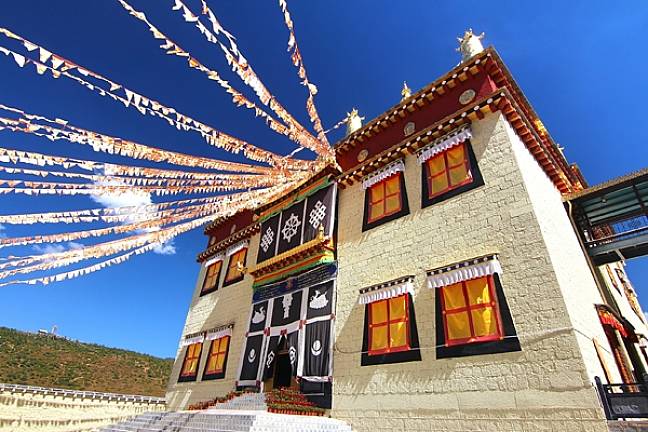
(282, 293, 293, 319)
(459, 89, 476, 105)
(289, 346, 297, 365)
(281, 213, 301, 243)
(308, 201, 327, 230)
(247, 348, 256, 363)
(266, 351, 275, 368)
(309, 290, 328, 310)
(403, 122, 415, 136)
(260, 227, 274, 253)
(251, 306, 266, 324)
(311, 340, 322, 357)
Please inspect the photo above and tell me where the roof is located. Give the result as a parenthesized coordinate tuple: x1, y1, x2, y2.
(333, 47, 583, 194)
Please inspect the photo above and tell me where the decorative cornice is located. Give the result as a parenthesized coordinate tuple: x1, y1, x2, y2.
(358, 275, 415, 295)
(334, 47, 580, 194)
(197, 224, 260, 262)
(336, 92, 494, 188)
(335, 49, 490, 154)
(426, 253, 499, 277)
(251, 235, 333, 278)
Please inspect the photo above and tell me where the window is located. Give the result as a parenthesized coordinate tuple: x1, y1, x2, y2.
(368, 295, 410, 355)
(434, 273, 520, 359)
(421, 141, 483, 207)
(362, 173, 410, 231)
(361, 293, 420, 366)
(200, 260, 222, 296)
(203, 336, 230, 380)
(224, 248, 247, 285)
(178, 342, 202, 382)
(368, 175, 402, 223)
(440, 276, 502, 346)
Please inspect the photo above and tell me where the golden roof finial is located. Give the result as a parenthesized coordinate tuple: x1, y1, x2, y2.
(401, 81, 412, 101)
(457, 28, 485, 63)
(345, 108, 364, 136)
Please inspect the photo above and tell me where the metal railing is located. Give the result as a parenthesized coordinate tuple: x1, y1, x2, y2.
(0, 382, 166, 405)
(595, 376, 648, 420)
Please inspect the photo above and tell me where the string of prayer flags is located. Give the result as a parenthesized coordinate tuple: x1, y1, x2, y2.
(0, 30, 310, 170)
(170, 0, 332, 159)
(278, 0, 330, 150)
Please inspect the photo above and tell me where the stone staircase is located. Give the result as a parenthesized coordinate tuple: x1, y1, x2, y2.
(206, 392, 268, 411)
(100, 392, 353, 432)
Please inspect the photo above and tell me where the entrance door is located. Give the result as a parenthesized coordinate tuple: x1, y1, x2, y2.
(273, 350, 293, 388)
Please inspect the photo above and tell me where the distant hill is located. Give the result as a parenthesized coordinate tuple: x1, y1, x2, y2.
(0, 327, 173, 397)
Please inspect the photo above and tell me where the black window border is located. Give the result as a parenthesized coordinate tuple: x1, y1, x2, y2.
(202, 336, 231, 381)
(177, 343, 203, 383)
(222, 248, 248, 287)
(199, 260, 223, 297)
(421, 140, 484, 208)
(362, 171, 410, 232)
(435, 273, 520, 359)
(361, 292, 421, 366)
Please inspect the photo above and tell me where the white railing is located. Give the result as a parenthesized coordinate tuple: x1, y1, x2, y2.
(0, 382, 166, 405)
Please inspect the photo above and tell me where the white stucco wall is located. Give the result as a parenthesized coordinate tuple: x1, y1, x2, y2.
(165, 234, 260, 410)
(332, 112, 609, 431)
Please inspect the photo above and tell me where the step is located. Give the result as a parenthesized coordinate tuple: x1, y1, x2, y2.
(100, 410, 352, 432)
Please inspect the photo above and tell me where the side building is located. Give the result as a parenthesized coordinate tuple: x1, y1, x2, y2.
(165, 34, 648, 431)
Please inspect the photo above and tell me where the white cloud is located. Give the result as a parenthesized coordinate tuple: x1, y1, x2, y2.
(90, 180, 176, 256)
(32, 241, 87, 259)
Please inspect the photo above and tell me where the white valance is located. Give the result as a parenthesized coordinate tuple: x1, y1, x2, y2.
(361, 159, 405, 190)
(358, 279, 414, 305)
(426, 255, 502, 289)
(226, 239, 249, 257)
(205, 327, 232, 341)
(417, 125, 472, 164)
(181, 334, 204, 346)
(204, 253, 225, 267)
(268, 320, 301, 337)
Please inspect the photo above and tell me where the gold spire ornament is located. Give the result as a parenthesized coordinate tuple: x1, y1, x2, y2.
(457, 29, 485, 63)
(345, 108, 364, 136)
(401, 81, 412, 101)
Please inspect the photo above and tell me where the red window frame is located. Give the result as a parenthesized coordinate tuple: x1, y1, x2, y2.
(225, 248, 248, 283)
(426, 142, 473, 199)
(201, 260, 222, 295)
(367, 175, 403, 224)
(179, 342, 203, 378)
(204, 336, 230, 376)
(439, 275, 503, 347)
(367, 294, 411, 355)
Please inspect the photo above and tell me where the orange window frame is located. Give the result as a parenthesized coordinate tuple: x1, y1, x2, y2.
(201, 260, 222, 294)
(367, 294, 411, 355)
(440, 275, 503, 347)
(367, 175, 403, 224)
(225, 248, 247, 283)
(180, 343, 202, 378)
(426, 142, 473, 199)
(204, 336, 230, 376)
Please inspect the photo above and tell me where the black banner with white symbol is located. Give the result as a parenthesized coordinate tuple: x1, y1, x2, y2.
(303, 185, 334, 242)
(303, 320, 331, 378)
(270, 290, 303, 327)
(240, 334, 263, 382)
(306, 281, 333, 319)
(257, 214, 280, 263)
(277, 200, 305, 254)
(287, 330, 299, 377)
(263, 335, 280, 380)
(249, 300, 268, 333)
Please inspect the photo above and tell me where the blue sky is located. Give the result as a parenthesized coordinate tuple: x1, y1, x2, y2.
(0, 1, 646, 359)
